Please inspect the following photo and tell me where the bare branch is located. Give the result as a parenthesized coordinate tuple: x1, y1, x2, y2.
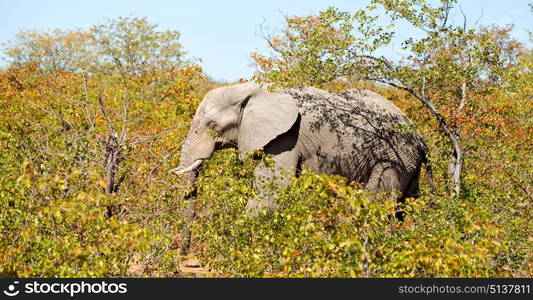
(459, 6, 468, 31)
(458, 82, 467, 111)
(441, 1, 452, 29)
(119, 87, 129, 143)
(25, 99, 76, 132)
(98, 94, 114, 135)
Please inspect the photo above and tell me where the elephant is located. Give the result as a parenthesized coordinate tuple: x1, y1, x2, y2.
(173, 82, 433, 212)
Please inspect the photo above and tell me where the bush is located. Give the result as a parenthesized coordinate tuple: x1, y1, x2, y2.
(1, 14, 530, 278)
(191, 149, 514, 277)
(0, 160, 149, 277)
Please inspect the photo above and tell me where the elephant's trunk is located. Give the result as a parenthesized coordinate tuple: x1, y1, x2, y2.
(172, 140, 201, 186)
(173, 125, 215, 181)
(173, 130, 214, 255)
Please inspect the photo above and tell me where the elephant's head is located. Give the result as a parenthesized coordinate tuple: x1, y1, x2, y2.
(172, 82, 299, 184)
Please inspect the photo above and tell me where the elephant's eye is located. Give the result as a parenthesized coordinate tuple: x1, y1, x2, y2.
(207, 121, 218, 131)
(207, 121, 221, 136)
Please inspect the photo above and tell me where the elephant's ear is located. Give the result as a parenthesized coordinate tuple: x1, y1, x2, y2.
(238, 90, 299, 153)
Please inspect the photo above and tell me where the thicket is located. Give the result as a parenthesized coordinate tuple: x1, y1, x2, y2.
(0, 1, 531, 277)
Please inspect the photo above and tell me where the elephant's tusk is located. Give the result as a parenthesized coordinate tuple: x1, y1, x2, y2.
(171, 159, 203, 175)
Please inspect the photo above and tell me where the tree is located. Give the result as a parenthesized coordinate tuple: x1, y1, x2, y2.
(3, 28, 93, 74)
(0, 17, 210, 276)
(251, 1, 526, 197)
(87, 17, 191, 196)
(3, 17, 207, 202)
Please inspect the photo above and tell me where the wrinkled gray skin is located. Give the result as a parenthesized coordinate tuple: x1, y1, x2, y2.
(176, 82, 428, 212)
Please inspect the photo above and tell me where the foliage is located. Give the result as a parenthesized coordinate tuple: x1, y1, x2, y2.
(4, 28, 92, 74)
(0, 160, 151, 277)
(1, 8, 531, 278)
(192, 149, 516, 277)
(251, 1, 529, 197)
(0, 17, 210, 277)
(251, 8, 361, 87)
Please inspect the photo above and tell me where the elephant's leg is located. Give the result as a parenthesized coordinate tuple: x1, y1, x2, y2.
(246, 151, 299, 214)
(365, 161, 414, 220)
(402, 169, 421, 199)
(364, 161, 403, 194)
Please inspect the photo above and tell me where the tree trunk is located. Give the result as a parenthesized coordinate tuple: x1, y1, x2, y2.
(105, 148, 117, 194)
(381, 81, 464, 197)
(449, 82, 466, 196)
(104, 133, 122, 194)
(449, 145, 463, 196)
(103, 132, 125, 218)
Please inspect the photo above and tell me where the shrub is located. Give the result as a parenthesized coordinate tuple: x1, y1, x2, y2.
(191, 149, 512, 277)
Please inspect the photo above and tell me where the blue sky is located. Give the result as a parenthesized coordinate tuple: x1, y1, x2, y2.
(1, 0, 531, 81)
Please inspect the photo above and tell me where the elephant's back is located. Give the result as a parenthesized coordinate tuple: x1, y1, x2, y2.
(286, 86, 423, 181)
(284, 87, 411, 134)
(342, 89, 407, 118)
